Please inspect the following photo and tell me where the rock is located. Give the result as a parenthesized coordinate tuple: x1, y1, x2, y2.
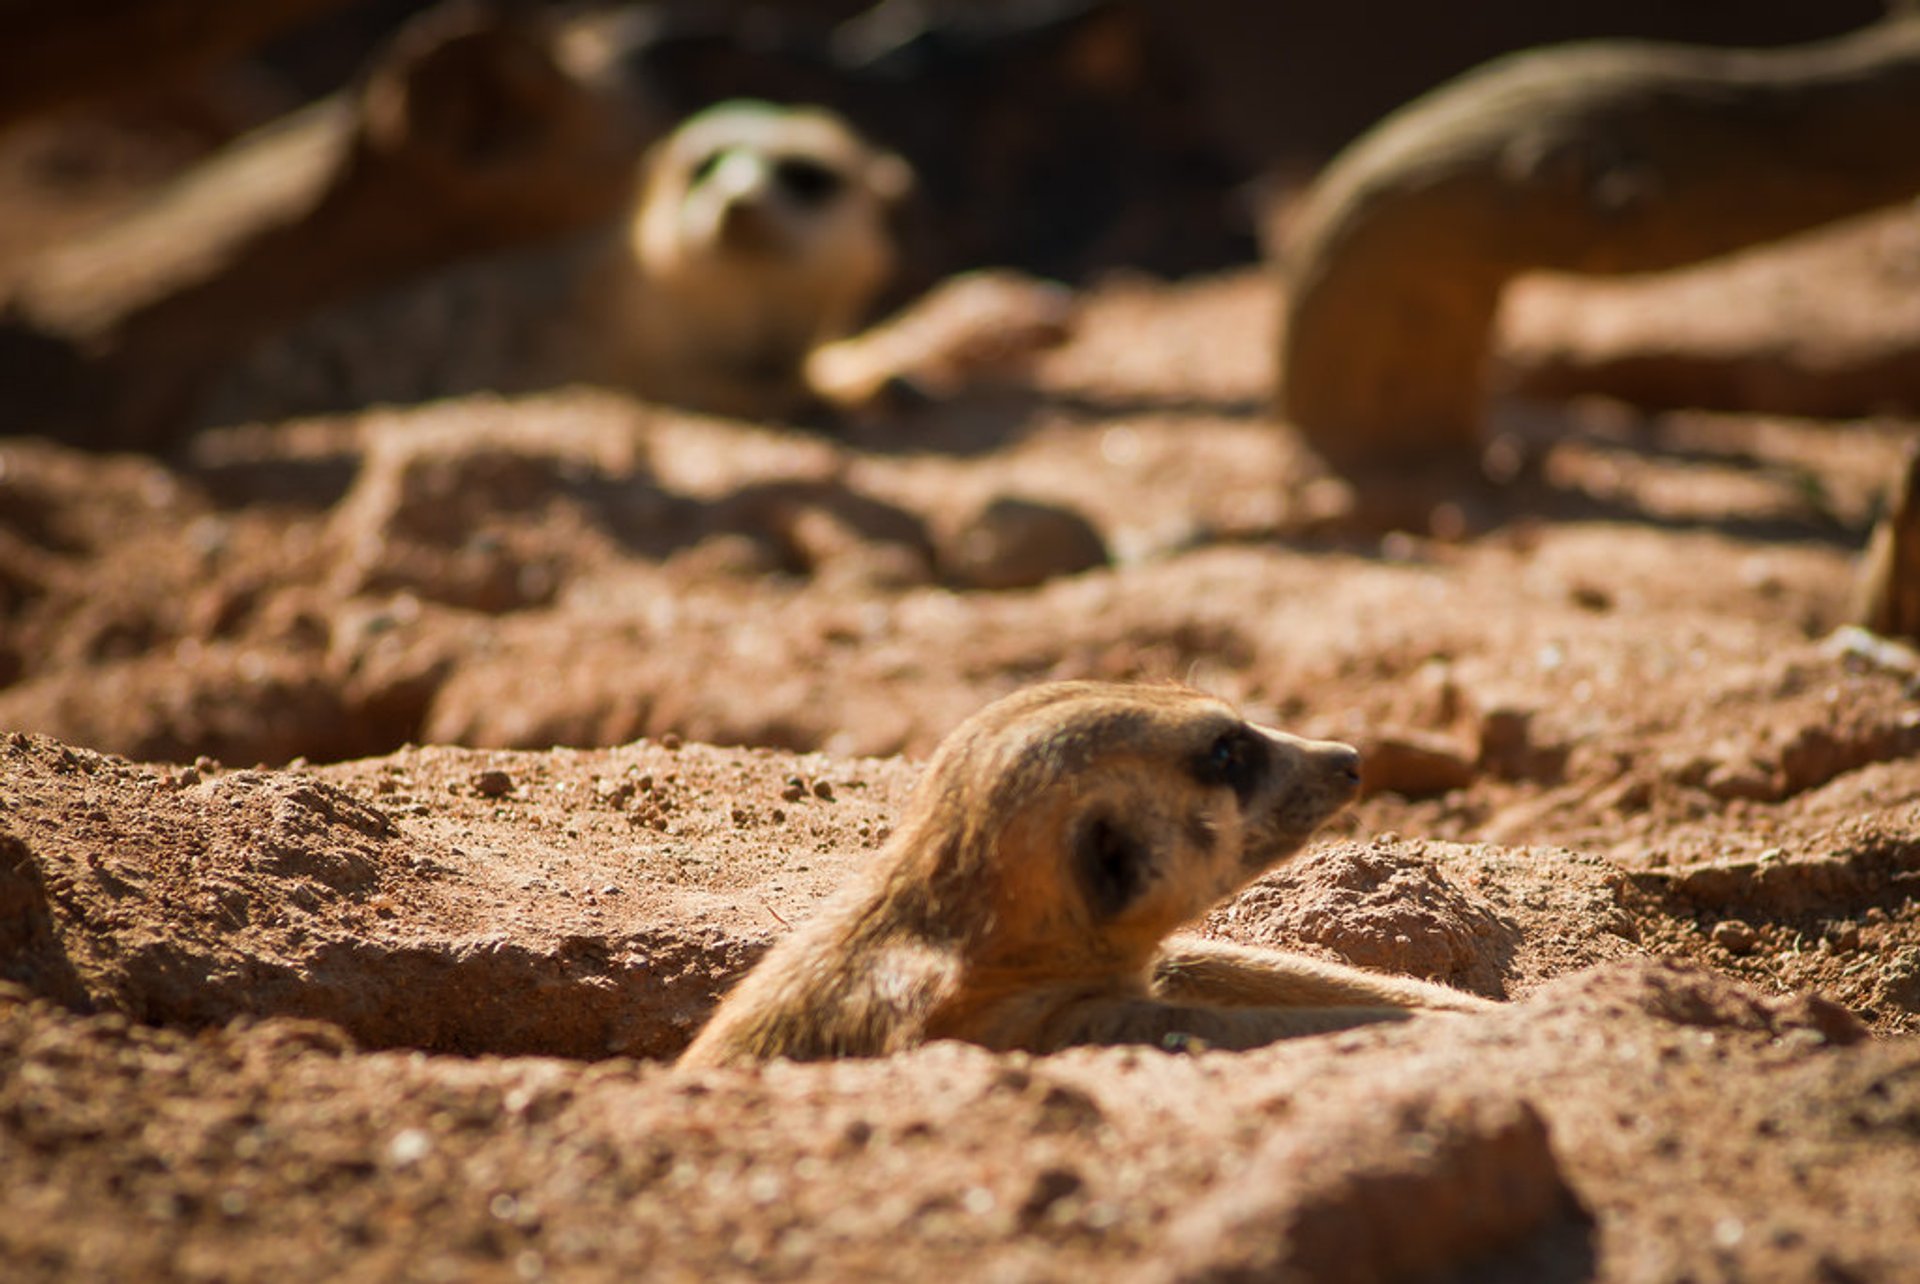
(1357, 730, 1476, 798)
(943, 496, 1109, 590)
(1153, 1091, 1586, 1284)
(325, 403, 640, 614)
(1476, 705, 1567, 783)
(1712, 919, 1759, 955)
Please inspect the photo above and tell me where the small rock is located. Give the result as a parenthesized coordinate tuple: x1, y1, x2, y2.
(1704, 761, 1777, 803)
(1712, 920, 1758, 956)
(1569, 583, 1613, 612)
(472, 769, 514, 798)
(1820, 624, 1920, 677)
(1358, 732, 1476, 799)
(1411, 658, 1462, 726)
(943, 495, 1108, 591)
(1476, 706, 1566, 783)
(385, 1129, 432, 1168)
(812, 779, 835, 802)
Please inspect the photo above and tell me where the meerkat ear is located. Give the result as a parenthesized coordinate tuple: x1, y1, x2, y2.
(1076, 814, 1151, 918)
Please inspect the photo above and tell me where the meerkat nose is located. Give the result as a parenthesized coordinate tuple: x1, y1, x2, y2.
(1323, 743, 1362, 790)
(718, 196, 781, 252)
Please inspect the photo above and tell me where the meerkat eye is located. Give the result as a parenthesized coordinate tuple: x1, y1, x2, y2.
(772, 156, 846, 206)
(1076, 814, 1149, 917)
(1191, 727, 1268, 804)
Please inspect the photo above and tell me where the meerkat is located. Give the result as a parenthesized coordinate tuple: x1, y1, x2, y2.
(197, 99, 1070, 428)
(599, 98, 912, 416)
(678, 681, 1494, 1070)
(196, 100, 905, 425)
(1855, 442, 1920, 642)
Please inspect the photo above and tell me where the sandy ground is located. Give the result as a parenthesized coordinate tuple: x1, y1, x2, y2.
(4, 175, 1920, 1278)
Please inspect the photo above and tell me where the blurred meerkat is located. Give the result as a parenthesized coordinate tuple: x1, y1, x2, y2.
(203, 100, 909, 422)
(604, 98, 911, 416)
(678, 681, 1492, 1070)
(199, 99, 1069, 427)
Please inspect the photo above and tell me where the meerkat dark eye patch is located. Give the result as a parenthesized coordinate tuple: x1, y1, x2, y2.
(1076, 814, 1150, 917)
(1189, 727, 1268, 805)
(689, 148, 729, 184)
(772, 156, 846, 206)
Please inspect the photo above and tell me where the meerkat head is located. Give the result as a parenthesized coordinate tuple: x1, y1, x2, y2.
(892, 682, 1361, 964)
(629, 100, 911, 351)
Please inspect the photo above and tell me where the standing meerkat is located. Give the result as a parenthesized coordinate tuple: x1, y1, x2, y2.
(678, 682, 1493, 1070)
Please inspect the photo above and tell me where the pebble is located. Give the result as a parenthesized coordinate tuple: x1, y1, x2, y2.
(1711, 920, 1758, 955)
(1358, 732, 1476, 798)
(943, 495, 1108, 590)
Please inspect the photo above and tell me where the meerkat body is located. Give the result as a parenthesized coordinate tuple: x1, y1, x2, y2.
(679, 682, 1492, 1070)
(198, 100, 912, 426)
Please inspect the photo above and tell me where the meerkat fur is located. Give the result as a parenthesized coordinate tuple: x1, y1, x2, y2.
(679, 681, 1492, 1069)
(199, 99, 913, 425)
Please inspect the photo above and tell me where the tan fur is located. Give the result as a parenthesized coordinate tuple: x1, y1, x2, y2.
(593, 100, 911, 416)
(1855, 442, 1920, 642)
(199, 100, 913, 426)
(678, 682, 1493, 1070)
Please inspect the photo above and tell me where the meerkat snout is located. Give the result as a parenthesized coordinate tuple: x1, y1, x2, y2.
(1228, 726, 1361, 863)
(702, 150, 856, 253)
(633, 100, 908, 292)
(1057, 713, 1361, 938)
(1192, 722, 1361, 809)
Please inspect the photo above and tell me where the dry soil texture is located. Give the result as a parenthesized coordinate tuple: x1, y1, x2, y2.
(4, 235, 1920, 1280)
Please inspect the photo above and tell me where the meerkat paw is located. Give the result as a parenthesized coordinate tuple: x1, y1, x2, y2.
(806, 269, 1076, 413)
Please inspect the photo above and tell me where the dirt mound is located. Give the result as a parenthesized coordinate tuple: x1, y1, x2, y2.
(1, 729, 917, 1059)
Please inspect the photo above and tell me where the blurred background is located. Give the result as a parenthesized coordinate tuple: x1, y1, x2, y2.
(0, 0, 1894, 292)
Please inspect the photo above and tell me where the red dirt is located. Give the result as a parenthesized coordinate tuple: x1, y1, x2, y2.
(5, 153, 1920, 1276)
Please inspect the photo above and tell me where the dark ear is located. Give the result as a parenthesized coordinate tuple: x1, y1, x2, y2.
(1076, 814, 1150, 917)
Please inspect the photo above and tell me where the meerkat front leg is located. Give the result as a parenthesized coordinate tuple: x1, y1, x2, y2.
(805, 269, 1075, 413)
(1024, 992, 1419, 1055)
(1151, 936, 1497, 1014)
